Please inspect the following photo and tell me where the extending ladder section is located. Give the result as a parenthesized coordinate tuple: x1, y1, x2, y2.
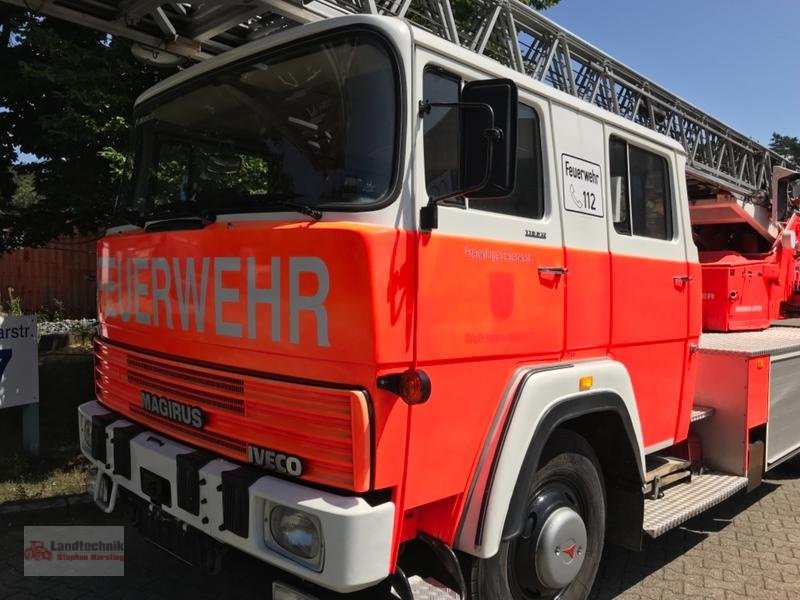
(3, 0, 795, 197)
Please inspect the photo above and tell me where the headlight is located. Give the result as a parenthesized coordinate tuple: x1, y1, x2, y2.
(79, 413, 93, 455)
(268, 505, 322, 561)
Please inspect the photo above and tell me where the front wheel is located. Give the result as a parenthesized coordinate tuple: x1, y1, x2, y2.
(470, 430, 606, 600)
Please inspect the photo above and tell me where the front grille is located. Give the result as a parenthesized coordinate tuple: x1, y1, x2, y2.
(127, 356, 244, 393)
(127, 370, 244, 414)
(94, 338, 372, 492)
(130, 403, 247, 454)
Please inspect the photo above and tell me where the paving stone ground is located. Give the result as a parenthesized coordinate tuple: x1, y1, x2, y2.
(2, 465, 800, 600)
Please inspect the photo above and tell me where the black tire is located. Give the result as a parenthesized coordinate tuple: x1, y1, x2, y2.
(470, 430, 606, 600)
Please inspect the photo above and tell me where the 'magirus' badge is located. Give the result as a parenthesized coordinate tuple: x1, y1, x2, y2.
(140, 391, 204, 429)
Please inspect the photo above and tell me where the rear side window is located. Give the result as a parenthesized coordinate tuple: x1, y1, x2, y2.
(609, 137, 673, 240)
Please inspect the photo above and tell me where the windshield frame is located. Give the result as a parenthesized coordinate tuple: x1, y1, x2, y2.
(123, 25, 406, 220)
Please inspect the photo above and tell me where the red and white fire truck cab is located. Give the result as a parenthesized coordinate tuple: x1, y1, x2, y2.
(78, 13, 800, 600)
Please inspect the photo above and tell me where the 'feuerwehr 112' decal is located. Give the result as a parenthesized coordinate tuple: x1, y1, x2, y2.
(561, 154, 604, 218)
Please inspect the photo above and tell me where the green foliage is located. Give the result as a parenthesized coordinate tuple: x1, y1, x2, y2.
(149, 143, 272, 209)
(98, 146, 131, 179)
(10, 170, 41, 208)
(6, 287, 22, 316)
(51, 298, 65, 321)
(770, 133, 800, 165)
(517, 0, 561, 8)
(0, 7, 168, 250)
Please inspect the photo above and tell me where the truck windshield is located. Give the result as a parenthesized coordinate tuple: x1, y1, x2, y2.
(122, 31, 399, 221)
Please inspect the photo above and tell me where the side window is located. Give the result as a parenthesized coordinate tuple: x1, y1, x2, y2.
(423, 68, 461, 198)
(422, 68, 544, 220)
(609, 138, 630, 234)
(470, 103, 544, 220)
(609, 136, 673, 240)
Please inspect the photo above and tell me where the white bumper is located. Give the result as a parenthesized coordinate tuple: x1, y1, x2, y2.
(78, 401, 395, 593)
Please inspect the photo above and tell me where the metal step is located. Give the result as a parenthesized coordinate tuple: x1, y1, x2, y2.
(643, 456, 692, 498)
(644, 456, 690, 481)
(690, 405, 715, 423)
(407, 576, 460, 600)
(643, 472, 748, 537)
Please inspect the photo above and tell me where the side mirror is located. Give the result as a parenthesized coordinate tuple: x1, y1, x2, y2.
(460, 79, 518, 199)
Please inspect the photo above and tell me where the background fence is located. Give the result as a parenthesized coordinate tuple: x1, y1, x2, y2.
(0, 235, 98, 317)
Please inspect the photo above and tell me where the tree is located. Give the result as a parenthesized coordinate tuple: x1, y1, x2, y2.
(450, 0, 560, 34)
(10, 170, 42, 208)
(0, 7, 166, 249)
(770, 133, 800, 165)
(516, 0, 561, 8)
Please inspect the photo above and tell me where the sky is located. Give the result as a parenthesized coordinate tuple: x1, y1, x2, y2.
(542, 0, 800, 146)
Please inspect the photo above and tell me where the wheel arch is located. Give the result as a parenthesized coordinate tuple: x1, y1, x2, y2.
(502, 394, 646, 551)
(455, 359, 645, 559)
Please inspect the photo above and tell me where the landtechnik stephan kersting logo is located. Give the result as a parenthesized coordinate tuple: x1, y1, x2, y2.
(24, 526, 124, 576)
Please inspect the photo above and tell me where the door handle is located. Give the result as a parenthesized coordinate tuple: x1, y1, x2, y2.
(538, 266, 568, 276)
(673, 275, 693, 283)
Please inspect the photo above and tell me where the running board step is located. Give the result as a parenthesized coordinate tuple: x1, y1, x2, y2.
(407, 576, 460, 599)
(643, 455, 691, 498)
(643, 472, 748, 537)
(691, 405, 715, 423)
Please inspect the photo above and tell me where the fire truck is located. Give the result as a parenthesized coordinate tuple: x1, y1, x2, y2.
(61, 0, 800, 598)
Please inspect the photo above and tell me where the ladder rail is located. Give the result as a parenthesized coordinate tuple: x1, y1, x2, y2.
(3, 0, 795, 196)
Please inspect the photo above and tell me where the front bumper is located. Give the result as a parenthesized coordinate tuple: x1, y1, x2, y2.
(78, 401, 395, 593)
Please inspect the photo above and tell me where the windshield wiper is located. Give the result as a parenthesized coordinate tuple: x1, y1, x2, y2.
(244, 193, 323, 220)
(145, 212, 216, 232)
(267, 200, 322, 221)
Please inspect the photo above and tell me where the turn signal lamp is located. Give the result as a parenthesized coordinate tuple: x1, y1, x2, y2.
(377, 369, 432, 405)
(400, 370, 432, 405)
(579, 376, 593, 391)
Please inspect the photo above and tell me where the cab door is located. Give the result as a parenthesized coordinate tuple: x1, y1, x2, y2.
(606, 130, 690, 451)
(403, 52, 565, 509)
(415, 64, 565, 364)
